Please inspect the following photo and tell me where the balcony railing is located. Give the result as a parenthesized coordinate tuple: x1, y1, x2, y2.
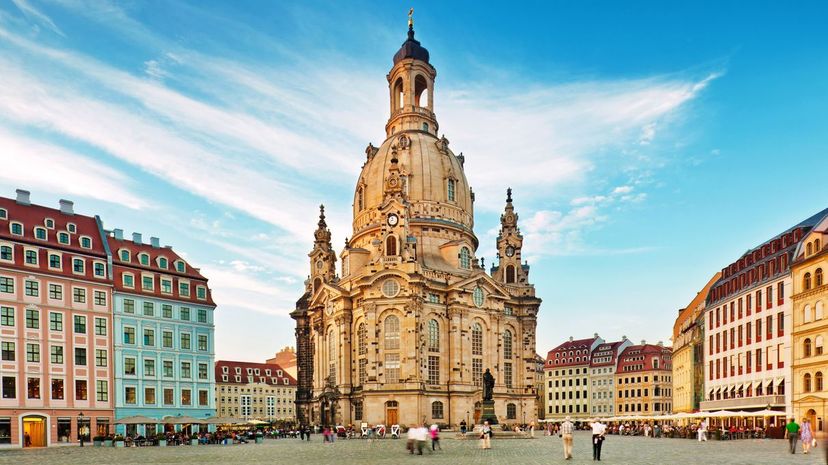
(700, 395, 785, 410)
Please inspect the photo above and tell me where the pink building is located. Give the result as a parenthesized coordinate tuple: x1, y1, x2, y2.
(0, 190, 113, 447)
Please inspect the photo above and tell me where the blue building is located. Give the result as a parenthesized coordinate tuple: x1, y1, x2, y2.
(108, 230, 216, 436)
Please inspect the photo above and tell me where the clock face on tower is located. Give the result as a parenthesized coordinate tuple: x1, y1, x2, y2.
(505, 246, 515, 257)
(387, 213, 399, 227)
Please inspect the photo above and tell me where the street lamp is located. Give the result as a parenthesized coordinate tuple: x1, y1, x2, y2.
(77, 412, 87, 447)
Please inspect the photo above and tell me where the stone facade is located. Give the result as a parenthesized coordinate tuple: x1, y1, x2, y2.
(791, 213, 828, 429)
(671, 273, 719, 413)
(291, 22, 541, 428)
(615, 343, 673, 417)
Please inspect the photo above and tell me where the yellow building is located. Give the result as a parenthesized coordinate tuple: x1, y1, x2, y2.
(791, 214, 828, 429)
(215, 361, 297, 422)
(672, 273, 720, 413)
(291, 18, 541, 428)
(615, 343, 673, 417)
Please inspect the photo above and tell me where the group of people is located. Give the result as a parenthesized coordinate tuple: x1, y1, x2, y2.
(558, 416, 607, 461)
(785, 417, 816, 454)
(406, 424, 441, 454)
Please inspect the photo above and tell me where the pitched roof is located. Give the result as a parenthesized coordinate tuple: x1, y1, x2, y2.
(590, 340, 631, 367)
(215, 360, 297, 386)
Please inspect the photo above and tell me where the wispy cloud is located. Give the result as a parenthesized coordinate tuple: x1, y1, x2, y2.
(10, 0, 64, 36)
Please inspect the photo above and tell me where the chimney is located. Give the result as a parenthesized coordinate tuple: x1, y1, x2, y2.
(641, 340, 646, 345)
(59, 199, 74, 215)
(113, 229, 124, 240)
(658, 341, 663, 347)
(15, 189, 30, 205)
(132, 232, 142, 244)
(622, 335, 627, 341)
(150, 237, 160, 248)
(594, 332, 599, 339)
(568, 336, 573, 342)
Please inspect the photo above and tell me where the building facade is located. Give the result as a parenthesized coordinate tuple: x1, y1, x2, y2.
(215, 361, 296, 422)
(534, 353, 545, 421)
(110, 230, 216, 435)
(0, 191, 114, 447)
(701, 209, 827, 415)
(615, 343, 673, 417)
(590, 338, 632, 416)
(266, 346, 297, 379)
(543, 335, 603, 421)
(291, 21, 541, 428)
(671, 273, 719, 413)
(791, 213, 828, 430)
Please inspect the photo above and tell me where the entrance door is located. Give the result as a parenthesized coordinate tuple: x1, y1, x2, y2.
(22, 416, 47, 447)
(473, 402, 482, 425)
(807, 409, 817, 431)
(385, 401, 398, 426)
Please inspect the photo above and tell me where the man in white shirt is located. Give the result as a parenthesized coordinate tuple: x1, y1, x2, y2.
(698, 420, 708, 442)
(590, 420, 607, 461)
(560, 416, 574, 460)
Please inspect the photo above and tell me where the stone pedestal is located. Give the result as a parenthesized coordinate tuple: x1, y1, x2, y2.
(480, 400, 498, 425)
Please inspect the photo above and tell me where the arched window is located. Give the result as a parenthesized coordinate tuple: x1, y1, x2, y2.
(357, 187, 364, 211)
(328, 329, 336, 380)
(816, 239, 822, 252)
(394, 77, 404, 109)
(817, 336, 825, 356)
(805, 304, 813, 323)
(313, 277, 322, 293)
(358, 323, 367, 355)
(808, 243, 814, 256)
(428, 319, 439, 352)
(804, 373, 812, 392)
(422, 122, 429, 132)
(431, 401, 444, 419)
(817, 301, 825, 321)
(503, 329, 513, 359)
(447, 179, 456, 202)
(506, 403, 517, 420)
(414, 74, 429, 108)
(384, 315, 400, 350)
(386, 235, 397, 256)
(817, 268, 824, 287)
(459, 247, 471, 269)
(804, 338, 812, 357)
(471, 322, 483, 356)
(817, 372, 824, 391)
(505, 265, 516, 284)
(805, 273, 812, 290)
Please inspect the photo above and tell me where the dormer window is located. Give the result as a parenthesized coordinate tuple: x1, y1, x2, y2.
(123, 273, 135, 288)
(176, 261, 186, 273)
(34, 227, 47, 240)
(80, 236, 92, 249)
(222, 366, 228, 373)
(10, 222, 23, 236)
(235, 367, 241, 374)
(265, 369, 271, 376)
(196, 286, 207, 300)
(58, 232, 70, 244)
(67, 223, 76, 234)
(459, 247, 471, 269)
(139, 253, 150, 266)
(44, 218, 53, 228)
(0, 209, 6, 220)
(158, 257, 168, 269)
(119, 249, 130, 262)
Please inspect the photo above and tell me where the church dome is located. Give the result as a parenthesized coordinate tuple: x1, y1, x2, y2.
(393, 28, 430, 65)
(352, 131, 474, 242)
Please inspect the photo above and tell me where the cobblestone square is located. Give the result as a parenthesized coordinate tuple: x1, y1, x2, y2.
(0, 433, 826, 465)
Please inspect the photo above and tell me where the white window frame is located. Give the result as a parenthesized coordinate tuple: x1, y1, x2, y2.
(34, 227, 48, 241)
(58, 231, 70, 244)
(138, 253, 150, 266)
(44, 218, 54, 229)
(47, 251, 62, 270)
(160, 277, 173, 294)
(179, 279, 191, 297)
(72, 257, 85, 275)
(0, 241, 13, 263)
(66, 223, 77, 234)
(79, 235, 93, 249)
(141, 273, 154, 291)
(23, 247, 38, 267)
(92, 261, 106, 278)
(196, 285, 207, 300)
(122, 273, 135, 288)
(0, 208, 7, 220)
(118, 249, 130, 263)
(10, 221, 24, 236)
(157, 257, 168, 269)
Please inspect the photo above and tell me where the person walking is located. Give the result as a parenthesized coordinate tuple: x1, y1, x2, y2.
(560, 416, 575, 460)
(801, 418, 814, 454)
(785, 418, 800, 454)
(429, 424, 441, 451)
(590, 419, 607, 461)
(460, 419, 467, 436)
(480, 420, 492, 450)
(697, 420, 707, 442)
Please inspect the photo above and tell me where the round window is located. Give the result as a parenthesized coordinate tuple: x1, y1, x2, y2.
(382, 279, 400, 298)
(473, 286, 484, 308)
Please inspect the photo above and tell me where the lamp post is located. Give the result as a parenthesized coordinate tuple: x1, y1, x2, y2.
(77, 412, 85, 447)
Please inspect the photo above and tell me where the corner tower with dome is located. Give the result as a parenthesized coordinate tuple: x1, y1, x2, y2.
(291, 17, 541, 428)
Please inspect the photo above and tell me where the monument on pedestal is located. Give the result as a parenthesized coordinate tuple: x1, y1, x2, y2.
(480, 368, 498, 425)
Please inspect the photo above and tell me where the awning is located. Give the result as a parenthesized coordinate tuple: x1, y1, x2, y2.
(752, 380, 763, 389)
(776, 377, 785, 386)
(764, 379, 774, 388)
(713, 386, 721, 394)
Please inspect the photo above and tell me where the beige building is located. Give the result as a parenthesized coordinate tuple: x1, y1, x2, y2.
(791, 213, 828, 429)
(615, 343, 673, 417)
(266, 346, 297, 379)
(291, 20, 541, 428)
(544, 335, 603, 420)
(215, 361, 296, 422)
(672, 273, 719, 413)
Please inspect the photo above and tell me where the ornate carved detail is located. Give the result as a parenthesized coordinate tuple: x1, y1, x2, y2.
(398, 134, 411, 150)
(436, 135, 449, 153)
(365, 143, 378, 160)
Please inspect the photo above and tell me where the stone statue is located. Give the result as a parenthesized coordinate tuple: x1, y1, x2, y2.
(483, 368, 495, 400)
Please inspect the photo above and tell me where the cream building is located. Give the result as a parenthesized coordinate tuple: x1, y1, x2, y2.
(791, 213, 828, 429)
(291, 19, 541, 428)
(590, 338, 632, 416)
(544, 335, 603, 421)
(215, 361, 297, 422)
(672, 273, 719, 413)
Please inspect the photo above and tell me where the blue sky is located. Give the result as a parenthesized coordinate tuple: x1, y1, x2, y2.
(1, 1, 826, 360)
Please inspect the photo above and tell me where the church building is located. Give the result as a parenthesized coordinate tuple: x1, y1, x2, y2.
(291, 17, 542, 428)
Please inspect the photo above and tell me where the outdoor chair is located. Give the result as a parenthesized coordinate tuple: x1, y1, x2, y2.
(360, 423, 370, 438)
(390, 425, 400, 439)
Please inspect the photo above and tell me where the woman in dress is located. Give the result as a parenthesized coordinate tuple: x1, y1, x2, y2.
(800, 418, 813, 454)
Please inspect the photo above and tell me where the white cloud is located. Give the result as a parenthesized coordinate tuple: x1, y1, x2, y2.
(10, 0, 64, 36)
